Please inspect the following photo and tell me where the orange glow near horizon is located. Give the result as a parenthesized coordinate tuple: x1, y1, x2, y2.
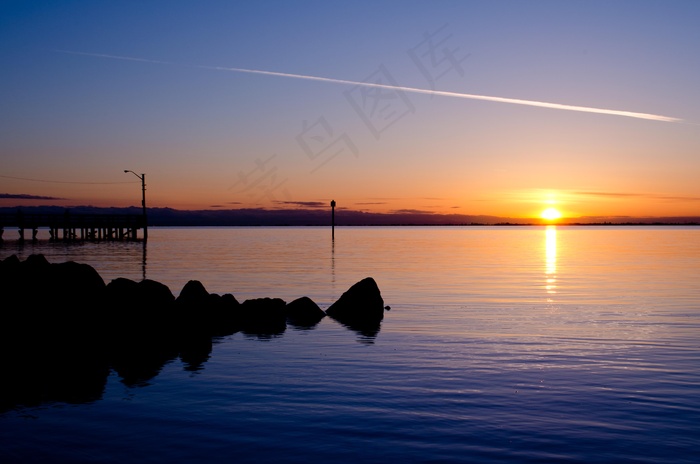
(545, 226, 557, 296)
(2, 178, 700, 220)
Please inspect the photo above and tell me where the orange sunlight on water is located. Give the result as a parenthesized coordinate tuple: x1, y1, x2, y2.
(545, 226, 557, 297)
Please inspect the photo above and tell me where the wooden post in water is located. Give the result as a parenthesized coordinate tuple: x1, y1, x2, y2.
(330, 200, 336, 240)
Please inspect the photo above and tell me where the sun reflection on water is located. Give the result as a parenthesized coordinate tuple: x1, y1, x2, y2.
(545, 226, 557, 296)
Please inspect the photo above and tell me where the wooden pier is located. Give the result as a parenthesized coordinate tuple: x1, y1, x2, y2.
(0, 212, 146, 242)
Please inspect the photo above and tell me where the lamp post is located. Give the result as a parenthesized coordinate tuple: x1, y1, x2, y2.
(124, 170, 147, 240)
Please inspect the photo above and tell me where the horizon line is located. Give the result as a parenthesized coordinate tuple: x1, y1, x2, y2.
(3, 203, 699, 221)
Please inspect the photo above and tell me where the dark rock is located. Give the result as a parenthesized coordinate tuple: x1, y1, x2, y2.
(286, 296, 326, 328)
(208, 293, 241, 336)
(1, 254, 21, 266)
(0, 255, 25, 325)
(105, 277, 175, 314)
(21, 253, 51, 272)
(220, 293, 239, 307)
(0, 253, 20, 274)
(51, 260, 106, 292)
(104, 277, 179, 386)
(139, 279, 176, 307)
(105, 277, 140, 328)
(0, 255, 112, 410)
(105, 277, 176, 340)
(106, 276, 140, 300)
(174, 280, 215, 334)
(43, 260, 107, 331)
(326, 277, 385, 342)
(239, 297, 287, 336)
(11, 254, 51, 307)
(175, 280, 241, 336)
(326, 277, 385, 323)
(176, 280, 210, 307)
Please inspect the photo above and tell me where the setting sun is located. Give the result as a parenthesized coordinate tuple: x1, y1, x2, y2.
(541, 207, 562, 221)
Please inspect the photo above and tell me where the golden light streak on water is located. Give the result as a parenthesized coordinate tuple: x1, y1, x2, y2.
(545, 226, 557, 296)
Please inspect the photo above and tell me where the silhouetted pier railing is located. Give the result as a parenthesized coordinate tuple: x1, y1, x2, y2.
(0, 212, 145, 241)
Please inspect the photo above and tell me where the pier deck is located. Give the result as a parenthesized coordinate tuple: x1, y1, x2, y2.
(0, 212, 145, 241)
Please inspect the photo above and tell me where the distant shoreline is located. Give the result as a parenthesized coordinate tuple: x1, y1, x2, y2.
(1, 205, 698, 228)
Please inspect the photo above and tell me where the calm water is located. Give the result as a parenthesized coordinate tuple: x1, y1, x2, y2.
(1, 226, 699, 463)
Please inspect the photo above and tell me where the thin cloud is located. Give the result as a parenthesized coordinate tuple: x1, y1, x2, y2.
(575, 191, 644, 198)
(392, 209, 436, 215)
(658, 196, 700, 202)
(205, 67, 682, 123)
(0, 193, 64, 200)
(577, 191, 700, 201)
(274, 201, 327, 208)
(56, 50, 683, 123)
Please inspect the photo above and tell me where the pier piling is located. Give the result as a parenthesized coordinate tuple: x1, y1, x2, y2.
(0, 211, 145, 242)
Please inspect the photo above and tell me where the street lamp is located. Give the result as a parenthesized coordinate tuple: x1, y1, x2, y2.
(124, 170, 147, 240)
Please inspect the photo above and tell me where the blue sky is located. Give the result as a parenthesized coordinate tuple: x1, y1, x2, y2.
(2, 1, 699, 218)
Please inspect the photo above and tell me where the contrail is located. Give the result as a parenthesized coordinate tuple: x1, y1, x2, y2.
(56, 50, 682, 123)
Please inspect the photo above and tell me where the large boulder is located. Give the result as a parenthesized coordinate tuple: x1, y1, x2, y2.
(325, 278, 385, 340)
(239, 297, 287, 336)
(105, 277, 176, 335)
(176, 280, 210, 307)
(326, 277, 384, 323)
(206, 293, 240, 336)
(0, 253, 21, 270)
(0, 254, 26, 326)
(50, 260, 106, 297)
(105, 277, 175, 313)
(106, 277, 140, 301)
(0, 255, 111, 410)
(12, 254, 52, 306)
(21, 253, 51, 273)
(286, 296, 326, 328)
(105, 278, 179, 386)
(175, 279, 215, 332)
(21, 257, 107, 331)
(175, 280, 240, 336)
(7, 255, 106, 313)
(138, 279, 176, 307)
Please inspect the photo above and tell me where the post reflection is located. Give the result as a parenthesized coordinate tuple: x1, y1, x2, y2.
(142, 239, 147, 281)
(545, 226, 557, 296)
(331, 235, 335, 284)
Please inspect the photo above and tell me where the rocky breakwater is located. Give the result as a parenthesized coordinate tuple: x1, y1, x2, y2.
(0, 254, 388, 411)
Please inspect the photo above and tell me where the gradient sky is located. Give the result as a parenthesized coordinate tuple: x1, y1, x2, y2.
(2, 1, 699, 219)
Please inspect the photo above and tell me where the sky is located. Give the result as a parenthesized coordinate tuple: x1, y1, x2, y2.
(1, 0, 699, 220)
